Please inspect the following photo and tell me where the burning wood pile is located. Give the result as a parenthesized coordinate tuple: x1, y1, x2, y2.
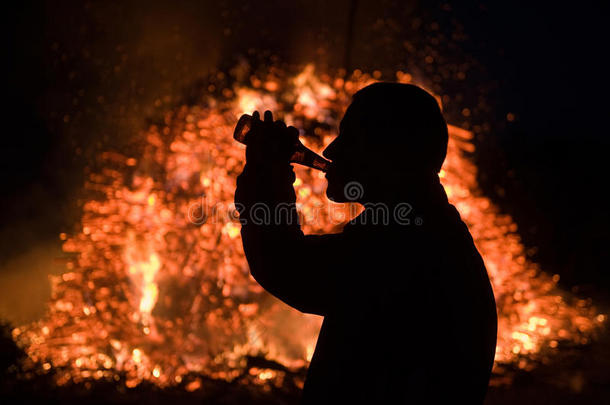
(12, 64, 605, 390)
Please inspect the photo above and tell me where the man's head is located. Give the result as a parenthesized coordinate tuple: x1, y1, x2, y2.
(323, 82, 448, 203)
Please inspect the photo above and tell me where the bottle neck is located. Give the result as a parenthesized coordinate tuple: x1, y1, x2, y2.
(291, 142, 331, 172)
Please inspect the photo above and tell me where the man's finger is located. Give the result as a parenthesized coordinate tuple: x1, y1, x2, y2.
(274, 120, 287, 131)
(264, 110, 273, 123)
(286, 126, 299, 142)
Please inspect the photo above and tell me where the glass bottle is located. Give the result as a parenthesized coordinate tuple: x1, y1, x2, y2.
(233, 114, 331, 172)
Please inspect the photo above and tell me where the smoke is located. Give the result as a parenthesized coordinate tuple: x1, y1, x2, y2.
(0, 241, 64, 326)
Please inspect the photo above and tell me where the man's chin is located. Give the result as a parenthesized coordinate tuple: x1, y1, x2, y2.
(326, 187, 348, 203)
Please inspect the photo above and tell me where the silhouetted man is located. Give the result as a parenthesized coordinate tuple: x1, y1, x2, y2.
(235, 82, 497, 404)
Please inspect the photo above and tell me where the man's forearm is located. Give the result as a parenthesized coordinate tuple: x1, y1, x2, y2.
(235, 162, 299, 228)
(235, 163, 332, 315)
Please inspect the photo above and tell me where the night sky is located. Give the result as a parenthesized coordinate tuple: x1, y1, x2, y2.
(2, 0, 609, 317)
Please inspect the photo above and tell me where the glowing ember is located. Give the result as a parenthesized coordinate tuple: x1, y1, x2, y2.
(13, 64, 604, 387)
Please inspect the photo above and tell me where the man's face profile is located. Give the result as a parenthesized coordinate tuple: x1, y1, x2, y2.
(322, 102, 368, 203)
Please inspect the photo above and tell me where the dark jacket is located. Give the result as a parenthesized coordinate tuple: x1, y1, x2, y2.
(235, 162, 497, 404)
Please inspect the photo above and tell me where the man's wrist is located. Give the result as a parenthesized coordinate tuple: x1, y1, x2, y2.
(242, 162, 295, 179)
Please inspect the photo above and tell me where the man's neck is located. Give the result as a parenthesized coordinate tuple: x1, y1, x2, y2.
(362, 173, 448, 208)
(347, 173, 449, 228)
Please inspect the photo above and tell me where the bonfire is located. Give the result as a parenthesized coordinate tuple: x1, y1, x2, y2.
(13, 64, 605, 390)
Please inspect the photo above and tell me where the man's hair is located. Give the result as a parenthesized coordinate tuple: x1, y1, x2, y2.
(351, 82, 448, 173)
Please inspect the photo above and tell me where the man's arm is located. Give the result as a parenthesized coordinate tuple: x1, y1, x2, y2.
(234, 111, 341, 316)
(236, 161, 342, 316)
